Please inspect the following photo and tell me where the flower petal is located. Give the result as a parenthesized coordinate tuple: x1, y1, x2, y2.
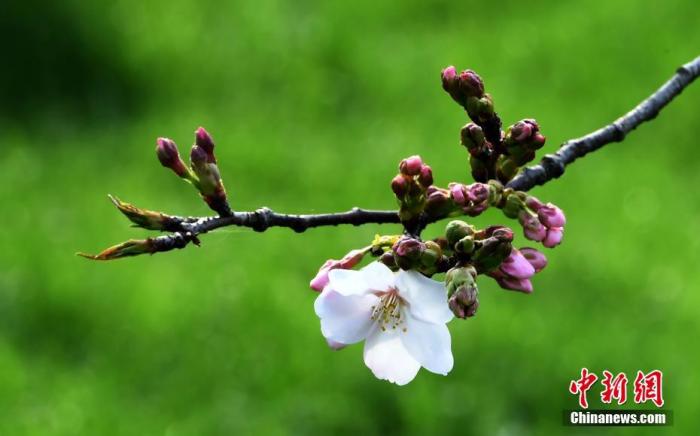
(401, 312, 453, 375)
(363, 327, 421, 385)
(327, 269, 371, 296)
(396, 270, 453, 324)
(359, 261, 396, 291)
(314, 289, 377, 344)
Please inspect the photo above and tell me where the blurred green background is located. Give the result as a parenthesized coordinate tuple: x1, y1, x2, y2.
(1, 0, 698, 434)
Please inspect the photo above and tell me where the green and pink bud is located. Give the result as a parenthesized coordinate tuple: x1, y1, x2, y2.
(446, 265, 479, 319)
(392, 236, 426, 270)
(156, 138, 190, 178)
(190, 144, 231, 216)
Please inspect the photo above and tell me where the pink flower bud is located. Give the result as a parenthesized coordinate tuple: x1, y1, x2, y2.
(524, 224, 547, 242)
(510, 121, 533, 142)
(338, 249, 366, 269)
(488, 226, 514, 242)
(458, 69, 484, 97)
(391, 175, 409, 197)
(418, 165, 433, 187)
(525, 195, 544, 211)
(156, 138, 189, 177)
(542, 227, 564, 248)
(309, 249, 366, 292)
(499, 249, 535, 279)
(519, 212, 547, 241)
(190, 144, 208, 167)
(449, 183, 467, 205)
(399, 155, 423, 176)
(195, 127, 216, 162)
(393, 237, 424, 259)
(537, 203, 566, 228)
(519, 247, 548, 272)
(466, 183, 489, 203)
(441, 66, 458, 90)
(531, 133, 546, 148)
(496, 276, 533, 293)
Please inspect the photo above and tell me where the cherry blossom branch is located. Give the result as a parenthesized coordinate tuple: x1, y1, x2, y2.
(81, 55, 700, 260)
(507, 55, 700, 191)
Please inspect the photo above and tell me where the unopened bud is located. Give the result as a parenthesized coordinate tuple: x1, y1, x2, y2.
(449, 183, 467, 205)
(537, 203, 566, 228)
(156, 138, 189, 178)
(420, 241, 442, 267)
(454, 236, 475, 254)
(379, 251, 398, 269)
(194, 127, 216, 163)
(466, 94, 494, 121)
(445, 220, 474, 246)
(498, 248, 535, 279)
(190, 145, 231, 216)
(472, 230, 513, 273)
(424, 186, 452, 217)
(393, 237, 424, 260)
(309, 249, 368, 292)
(418, 165, 433, 188)
(391, 175, 409, 197)
(458, 70, 484, 98)
(542, 227, 564, 248)
(519, 211, 547, 242)
(109, 195, 179, 231)
(460, 123, 486, 154)
(78, 238, 155, 261)
(520, 247, 548, 272)
(495, 276, 533, 293)
(448, 282, 479, 319)
(399, 155, 424, 176)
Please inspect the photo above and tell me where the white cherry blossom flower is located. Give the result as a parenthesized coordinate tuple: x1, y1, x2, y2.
(314, 262, 454, 385)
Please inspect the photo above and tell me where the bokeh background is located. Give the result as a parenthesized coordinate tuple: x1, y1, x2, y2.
(1, 0, 698, 434)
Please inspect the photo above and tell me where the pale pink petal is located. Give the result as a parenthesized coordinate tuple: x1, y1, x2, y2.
(327, 269, 372, 296)
(401, 312, 453, 375)
(363, 327, 421, 385)
(396, 270, 453, 324)
(314, 290, 377, 344)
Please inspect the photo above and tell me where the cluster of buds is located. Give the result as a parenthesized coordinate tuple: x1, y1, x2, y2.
(391, 155, 433, 222)
(442, 66, 548, 184)
(487, 247, 547, 293)
(503, 191, 565, 247)
(497, 119, 546, 181)
(448, 181, 492, 216)
(388, 236, 446, 275)
(441, 67, 494, 124)
(156, 127, 232, 216)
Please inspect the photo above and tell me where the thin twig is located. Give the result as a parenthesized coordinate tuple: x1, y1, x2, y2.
(507, 55, 700, 191)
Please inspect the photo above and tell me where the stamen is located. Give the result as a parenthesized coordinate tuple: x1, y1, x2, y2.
(370, 290, 407, 333)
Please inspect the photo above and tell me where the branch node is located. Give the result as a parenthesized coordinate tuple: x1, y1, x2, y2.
(541, 154, 565, 179)
(252, 207, 273, 232)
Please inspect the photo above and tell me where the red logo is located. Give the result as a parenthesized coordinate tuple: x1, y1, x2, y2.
(569, 368, 664, 409)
